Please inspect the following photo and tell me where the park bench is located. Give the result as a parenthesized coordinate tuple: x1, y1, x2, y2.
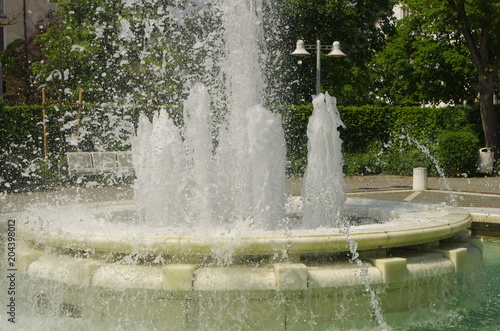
(66, 151, 134, 176)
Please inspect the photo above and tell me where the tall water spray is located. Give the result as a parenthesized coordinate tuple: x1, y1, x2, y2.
(132, 0, 345, 230)
(132, 0, 287, 230)
(302, 92, 346, 228)
(4, 2, 484, 330)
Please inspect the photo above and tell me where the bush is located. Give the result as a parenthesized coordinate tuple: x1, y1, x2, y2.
(280, 104, 485, 177)
(434, 130, 480, 176)
(0, 104, 139, 192)
(338, 106, 393, 153)
(0, 103, 492, 192)
(379, 148, 436, 176)
(343, 152, 383, 176)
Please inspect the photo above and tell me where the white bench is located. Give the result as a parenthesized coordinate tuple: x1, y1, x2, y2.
(67, 152, 134, 176)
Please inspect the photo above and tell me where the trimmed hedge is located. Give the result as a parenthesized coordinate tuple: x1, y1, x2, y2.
(1, 104, 133, 192)
(434, 130, 480, 176)
(0, 103, 495, 192)
(281, 103, 489, 177)
(0, 105, 61, 192)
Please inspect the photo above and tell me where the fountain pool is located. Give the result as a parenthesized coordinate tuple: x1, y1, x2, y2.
(0, 195, 487, 330)
(0, 0, 495, 329)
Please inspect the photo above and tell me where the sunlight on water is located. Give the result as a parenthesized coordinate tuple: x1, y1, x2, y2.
(1, 0, 497, 330)
(1, 232, 498, 330)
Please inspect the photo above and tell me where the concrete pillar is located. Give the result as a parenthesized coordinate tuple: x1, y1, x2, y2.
(413, 167, 428, 191)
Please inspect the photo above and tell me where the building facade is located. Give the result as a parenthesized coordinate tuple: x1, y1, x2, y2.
(0, 0, 55, 50)
(0, 0, 55, 102)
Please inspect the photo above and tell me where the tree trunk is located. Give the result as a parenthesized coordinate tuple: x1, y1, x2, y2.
(478, 72, 500, 159)
(453, 1, 499, 159)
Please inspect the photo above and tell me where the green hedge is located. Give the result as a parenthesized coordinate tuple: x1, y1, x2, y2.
(0, 103, 187, 192)
(0, 103, 495, 192)
(434, 130, 480, 176)
(281, 103, 489, 177)
(1, 104, 133, 192)
(0, 105, 60, 192)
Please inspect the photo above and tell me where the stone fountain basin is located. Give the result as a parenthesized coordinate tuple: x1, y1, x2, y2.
(10, 197, 482, 328)
(17, 197, 472, 256)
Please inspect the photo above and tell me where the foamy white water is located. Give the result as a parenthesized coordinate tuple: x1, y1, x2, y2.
(132, 0, 288, 230)
(302, 92, 346, 228)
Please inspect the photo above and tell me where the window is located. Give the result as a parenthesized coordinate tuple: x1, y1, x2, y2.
(401, 8, 409, 18)
(0, 0, 4, 16)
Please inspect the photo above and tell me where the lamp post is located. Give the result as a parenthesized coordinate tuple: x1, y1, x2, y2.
(291, 40, 346, 95)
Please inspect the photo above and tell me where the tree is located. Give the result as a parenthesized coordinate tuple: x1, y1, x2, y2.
(373, 13, 477, 105)
(32, 0, 192, 105)
(400, 0, 500, 156)
(280, 0, 397, 105)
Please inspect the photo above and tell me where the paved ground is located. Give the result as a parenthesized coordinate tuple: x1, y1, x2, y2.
(1, 175, 499, 212)
(346, 175, 500, 208)
(1, 175, 499, 237)
(287, 175, 500, 209)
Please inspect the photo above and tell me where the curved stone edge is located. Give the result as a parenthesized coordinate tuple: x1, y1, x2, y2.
(471, 213, 500, 223)
(15, 199, 473, 256)
(20, 234, 482, 292)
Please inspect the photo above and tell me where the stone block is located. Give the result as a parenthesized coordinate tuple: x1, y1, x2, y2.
(273, 263, 308, 290)
(405, 252, 454, 280)
(435, 247, 468, 273)
(368, 257, 407, 284)
(308, 262, 382, 288)
(162, 264, 197, 291)
(27, 254, 99, 286)
(194, 266, 276, 291)
(91, 264, 165, 290)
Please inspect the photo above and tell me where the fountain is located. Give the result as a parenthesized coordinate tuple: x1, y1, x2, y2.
(0, 0, 485, 330)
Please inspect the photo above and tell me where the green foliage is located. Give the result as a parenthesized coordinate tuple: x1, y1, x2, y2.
(0, 104, 134, 192)
(434, 130, 479, 176)
(390, 0, 500, 155)
(281, 0, 397, 105)
(493, 158, 500, 176)
(280, 103, 484, 177)
(0, 105, 63, 192)
(390, 106, 479, 144)
(280, 104, 313, 175)
(0, 39, 34, 105)
(343, 152, 383, 176)
(372, 12, 477, 105)
(337, 106, 393, 153)
(380, 148, 434, 176)
(32, 0, 191, 105)
(0, 102, 491, 192)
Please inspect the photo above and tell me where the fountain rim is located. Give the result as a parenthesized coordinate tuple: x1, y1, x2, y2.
(16, 197, 472, 256)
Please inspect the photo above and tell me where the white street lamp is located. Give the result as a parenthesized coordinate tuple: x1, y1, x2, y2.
(291, 40, 346, 95)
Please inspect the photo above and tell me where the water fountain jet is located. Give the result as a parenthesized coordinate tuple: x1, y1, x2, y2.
(2, 0, 485, 329)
